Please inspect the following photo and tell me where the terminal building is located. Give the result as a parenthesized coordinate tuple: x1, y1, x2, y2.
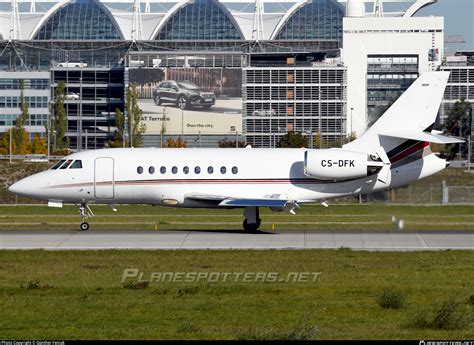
(0, 0, 469, 150)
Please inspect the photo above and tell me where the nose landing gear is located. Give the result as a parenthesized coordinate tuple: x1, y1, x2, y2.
(78, 203, 94, 231)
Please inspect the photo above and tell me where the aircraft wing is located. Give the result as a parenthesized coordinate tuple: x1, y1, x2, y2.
(219, 198, 290, 207)
(185, 194, 297, 210)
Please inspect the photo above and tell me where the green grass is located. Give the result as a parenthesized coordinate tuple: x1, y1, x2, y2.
(0, 250, 472, 339)
(1, 204, 474, 230)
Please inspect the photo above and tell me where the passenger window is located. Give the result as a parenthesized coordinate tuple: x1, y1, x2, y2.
(220, 166, 226, 174)
(60, 159, 73, 169)
(149, 166, 155, 174)
(232, 166, 238, 174)
(51, 160, 65, 170)
(172, 166, 178, 174)
(208, 166, 214, 174)
(160, 166, 166, 174)
(69, 160, 82, 169)
(137, 166, 143, 174)
(195, 166, 201, 174)
(183, 166, 189, 174)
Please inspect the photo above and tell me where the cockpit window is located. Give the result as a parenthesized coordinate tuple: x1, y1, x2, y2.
(69, 160, 82, 169)
(60, 159, 73, 169)
(51, 160, 65, 170)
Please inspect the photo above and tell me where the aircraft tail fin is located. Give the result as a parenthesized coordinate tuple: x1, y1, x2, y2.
(344, 71, 452, 154)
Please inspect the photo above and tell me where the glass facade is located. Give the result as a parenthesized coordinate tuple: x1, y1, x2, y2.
(155, 0, 243, 40)
(274, 0, 343, 41)
(33, 0, 122, 40)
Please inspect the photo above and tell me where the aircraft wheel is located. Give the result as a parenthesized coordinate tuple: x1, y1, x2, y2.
(243, 219, 260, 232)
(80, 222, 90, 231)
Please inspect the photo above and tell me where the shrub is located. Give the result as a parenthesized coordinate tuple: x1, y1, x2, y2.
(376, 288, 406, 309)
(407, 298, 471, 330)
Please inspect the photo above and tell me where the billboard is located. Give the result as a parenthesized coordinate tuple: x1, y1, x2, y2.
(128, 66, 243, 136)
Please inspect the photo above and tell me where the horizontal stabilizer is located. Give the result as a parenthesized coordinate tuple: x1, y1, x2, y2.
(380, 130, 464, 144)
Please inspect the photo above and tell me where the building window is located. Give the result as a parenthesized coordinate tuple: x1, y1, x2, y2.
(155, 0, 243, 40)
(33, 0, 122, 40)
(149, 166, 155, 174)
(232, 166, 238, 174)
(137, 166, 143, 174)
(195, 166, 201, 174)
(274, 0, 344, 41)
(172, 166, 178, 174)
(208, 166, 214, 174)
(160, 166, 166, 174)
(220, 166, 226, 174)
(183, 166, 189, 174)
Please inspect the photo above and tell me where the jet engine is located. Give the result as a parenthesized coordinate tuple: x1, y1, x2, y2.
(304, 149, 387, 181)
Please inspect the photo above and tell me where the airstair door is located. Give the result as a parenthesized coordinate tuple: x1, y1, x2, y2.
(94, 157, 114, 199)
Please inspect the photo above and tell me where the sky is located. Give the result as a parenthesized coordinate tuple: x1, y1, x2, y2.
(415, 0, 474, 52)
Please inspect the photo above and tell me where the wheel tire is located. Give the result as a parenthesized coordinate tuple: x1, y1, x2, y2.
(80, 222, 90, 231)
(203, 105, 212, 109)
(243, 219, 260, 232)
(177, 96, 188, 110)
(154, 96, 162, 105)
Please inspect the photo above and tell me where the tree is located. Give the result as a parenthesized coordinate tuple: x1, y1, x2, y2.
(218, 139, 246, 148)
(165, 137, 187, 148)
(442, 98, 472, 160)
(0, 130, 15, 155)
(30, 134, 47, 154)
(109, 108, 126, 147)
(53, 80, 69, 151)
(277, 132, 308, 148)
(12, 80, 30, 154)
(126, 84, 146, 147)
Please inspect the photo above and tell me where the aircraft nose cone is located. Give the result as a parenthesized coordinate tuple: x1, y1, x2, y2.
(8, 181, 24, 194)
(8, 178, 30, 197)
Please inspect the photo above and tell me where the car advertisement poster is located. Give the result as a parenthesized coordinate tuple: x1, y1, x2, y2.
(128, 67, 243, 136)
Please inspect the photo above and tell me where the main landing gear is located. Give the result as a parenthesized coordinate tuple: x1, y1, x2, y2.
(243, 206, 261, 232)
(78, 203, 94, 231)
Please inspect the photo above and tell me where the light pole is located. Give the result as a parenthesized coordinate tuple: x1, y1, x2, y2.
(46, 119, 50, 162)
(318, 91, 322, 149)
(9, 127, 12, 163)
(350, 107, 354, 137)
(77, 76, 83, 151)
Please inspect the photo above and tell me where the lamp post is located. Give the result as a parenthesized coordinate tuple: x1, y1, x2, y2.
(318, 91, 322, 149)
(77, 76, 83, 151)
(9, 127, 12, 163)
(350, 107, 354, 137)
(46, 119, 50, 162)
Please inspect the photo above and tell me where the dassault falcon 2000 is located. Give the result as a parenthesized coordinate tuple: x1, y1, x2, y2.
(9, 72, 462, 231)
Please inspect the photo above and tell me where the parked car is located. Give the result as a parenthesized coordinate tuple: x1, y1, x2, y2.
(57, 62, 88, 68)
(153, 80, 216, 110)
(65, 92, 80, 100)
(252, 109, 276, 116)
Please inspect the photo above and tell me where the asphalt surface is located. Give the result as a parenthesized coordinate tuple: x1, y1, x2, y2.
(0, 230, 473, 250)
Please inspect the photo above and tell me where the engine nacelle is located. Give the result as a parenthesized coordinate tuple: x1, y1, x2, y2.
(304, 149, 380, 181)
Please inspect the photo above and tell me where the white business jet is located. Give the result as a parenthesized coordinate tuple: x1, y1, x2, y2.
(9, 72, 462, 231)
